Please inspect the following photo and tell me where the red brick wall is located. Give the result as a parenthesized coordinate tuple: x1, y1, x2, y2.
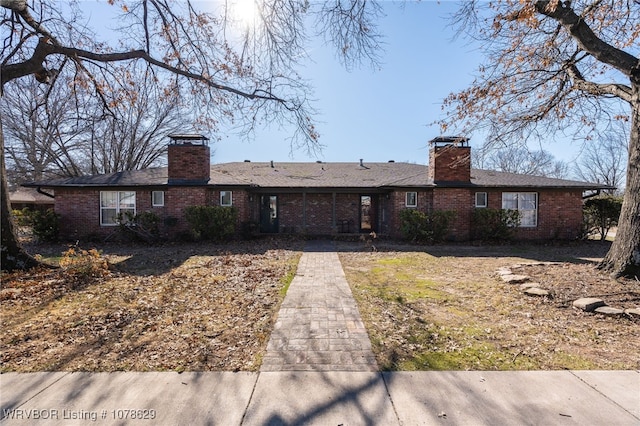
(55, 189, 102, 240)
(386, 190, 433, 238)
(53, 186, 585, 242)
(432, 187, 473, 240)
(167, 144, 210, 182)
(475, 188, 585, 240)
(429, 145, 471, 182)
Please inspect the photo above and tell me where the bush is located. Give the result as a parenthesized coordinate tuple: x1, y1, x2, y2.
(12, 208, 33, 227)
(184, 205, 238, 241)
(59, 245, 109, 278)
(583, 196, 622, 240)
(30, 208, 60, 242)
(118, 211, 161, 242)
(472, 208, 520, 242)
(399, 209, 455, 243)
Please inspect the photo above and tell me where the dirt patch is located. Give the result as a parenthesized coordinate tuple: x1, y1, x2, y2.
(339, 241, 640, 371)
(1, 240, 303, 372)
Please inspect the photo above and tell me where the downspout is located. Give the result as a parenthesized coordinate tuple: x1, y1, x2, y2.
(36, 187, 55, 199)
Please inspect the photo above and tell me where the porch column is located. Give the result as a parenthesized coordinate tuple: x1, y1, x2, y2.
(332, 192, 336, 230)
(302, 191, 307, 230)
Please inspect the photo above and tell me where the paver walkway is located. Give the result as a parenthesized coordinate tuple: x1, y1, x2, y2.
(261, 241, 378, 371)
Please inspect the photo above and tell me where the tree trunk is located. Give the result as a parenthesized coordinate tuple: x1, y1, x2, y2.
(1, 114, 41, 272)
(598, 82, 640, 278)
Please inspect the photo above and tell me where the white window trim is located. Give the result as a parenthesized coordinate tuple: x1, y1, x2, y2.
(502, 192, 538, 227)
(100, 191, 136, 226)
(405, 191, 417, 208)
(475, 192, 488, 208)
(152, 191, 165, 207)
(220, 190, 233, 207)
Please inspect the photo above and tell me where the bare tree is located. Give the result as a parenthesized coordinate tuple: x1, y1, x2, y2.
(84, 65, 183, 174)
(574, 123, 628, 195)
(441, 1, 640, 278)
(2, 76, 88, 186)
(0, 0, 382, 271)
(474, 144, 569, 179)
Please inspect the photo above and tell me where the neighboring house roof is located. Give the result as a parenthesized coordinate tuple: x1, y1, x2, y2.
(23, 161, 610, 190)
(9, 188, 55, 204)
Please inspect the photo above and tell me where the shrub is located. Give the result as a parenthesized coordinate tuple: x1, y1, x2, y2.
(59, 245, 109, 278)
(12, 208, 33, 227)
(399, 209, 456, 243)
(472, 208, 520, 242)
(184, 205, 238, 241)
(583, 196, 622, 240)
(30, 208, 60, 242)
(118, 211, 161, 242)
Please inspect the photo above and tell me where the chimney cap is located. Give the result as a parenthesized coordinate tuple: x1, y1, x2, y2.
(429, 136, 469, 147)
(168, 134, 209, 145)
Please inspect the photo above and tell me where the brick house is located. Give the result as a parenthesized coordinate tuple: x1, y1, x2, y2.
(23, 134, 609, 241)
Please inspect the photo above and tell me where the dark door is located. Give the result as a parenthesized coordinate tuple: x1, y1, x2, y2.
(260, 195, 279, 233)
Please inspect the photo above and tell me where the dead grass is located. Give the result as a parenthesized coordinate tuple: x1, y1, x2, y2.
(339, 241, 640, 371)
(2, 239, 638, 372)
(1, 240, 303, 372)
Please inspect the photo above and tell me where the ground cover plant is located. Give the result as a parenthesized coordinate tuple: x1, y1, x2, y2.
(339, 242, 640, 371)
(1, 240, 303, 372)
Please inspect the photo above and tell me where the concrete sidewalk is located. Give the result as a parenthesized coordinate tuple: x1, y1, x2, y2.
(1, 370, 639, 425)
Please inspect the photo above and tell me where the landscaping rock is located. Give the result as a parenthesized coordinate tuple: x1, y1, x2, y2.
(594, 306, 625, 316)
(520, 282, 541, 290)
(524, 287, 551, 297)
(501, 274, 530, 284)
(624, 308, 640, 318)
(573, 298, 606, 312)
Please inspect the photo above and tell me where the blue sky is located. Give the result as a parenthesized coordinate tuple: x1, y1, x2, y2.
(216, 1, 480, 164)
(213, 1, 580, 165)
(81, 1, 583, 166)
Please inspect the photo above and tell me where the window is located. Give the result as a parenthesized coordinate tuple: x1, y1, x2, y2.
(100, 191, 136, 226)
(475, 192, 487, 208)
(152, 191, 164, 207)
(406, 192, 417, 207)
(220, 191, 232, 206)
(502, 192, 537, 227)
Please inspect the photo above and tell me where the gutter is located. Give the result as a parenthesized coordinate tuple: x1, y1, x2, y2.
(36, 187, 55, 199)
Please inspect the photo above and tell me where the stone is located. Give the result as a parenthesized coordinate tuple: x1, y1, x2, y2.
(573, 298, 606, 312)
(520, 282, 541, 290)
(624, 308, 640, 318)
(594, 306, 625, 316)
(496, 268, 513, 276)
(501, 274, 530, 284)
(524, 287, 551, 297)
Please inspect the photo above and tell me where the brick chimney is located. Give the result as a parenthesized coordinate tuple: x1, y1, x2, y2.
(428, 136, 471, 183)
(167, 134, 211, 184)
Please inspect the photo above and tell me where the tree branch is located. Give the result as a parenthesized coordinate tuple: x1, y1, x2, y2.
(534, 1, 639, 78)
(1, 38, 290, 105)
(565, 62, 633, 102)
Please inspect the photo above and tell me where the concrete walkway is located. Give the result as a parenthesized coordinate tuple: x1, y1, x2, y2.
(1, 241, 639, 425)
(261, 241, 377, 371)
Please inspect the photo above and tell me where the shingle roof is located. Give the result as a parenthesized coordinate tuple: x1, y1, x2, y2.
(24, 161, 609, 190)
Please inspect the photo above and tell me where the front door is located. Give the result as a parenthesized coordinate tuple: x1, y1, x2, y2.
(260, 195, 279, 233)
(360, 195, 372, 232)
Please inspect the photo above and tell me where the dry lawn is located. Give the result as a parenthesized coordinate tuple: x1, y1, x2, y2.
(1, 240, 303, 372)
(339, 241, 640, 371)
(2, 239, 638, 372)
